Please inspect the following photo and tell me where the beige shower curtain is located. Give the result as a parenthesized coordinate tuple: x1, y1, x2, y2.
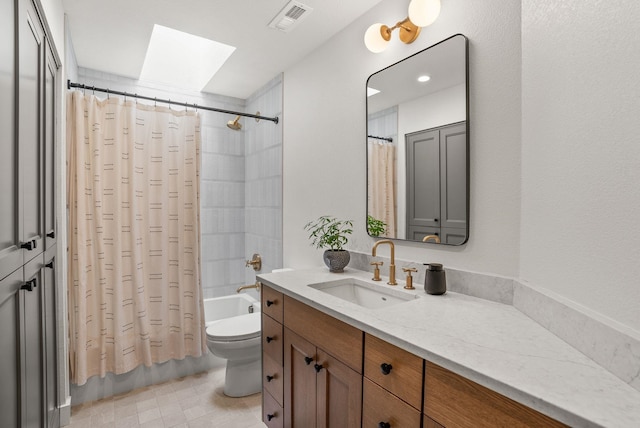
(367, 140, 397, 238)
(67, 91, 205, 385)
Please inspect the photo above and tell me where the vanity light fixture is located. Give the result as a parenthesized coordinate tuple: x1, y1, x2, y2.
(364, 0, 441, 53)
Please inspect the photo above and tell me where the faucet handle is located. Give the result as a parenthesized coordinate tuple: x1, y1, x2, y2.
(370, 261, 383, 281)
(402, 267, 418, 290)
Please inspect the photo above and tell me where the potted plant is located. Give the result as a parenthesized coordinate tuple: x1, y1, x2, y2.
(304, 215, 354, 272)
(367, 215, 387, 237)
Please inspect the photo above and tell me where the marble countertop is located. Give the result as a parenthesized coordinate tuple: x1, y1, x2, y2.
(257, 267, 640, 428)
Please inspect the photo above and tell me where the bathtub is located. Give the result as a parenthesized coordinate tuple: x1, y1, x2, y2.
(203, 293, 260, 326)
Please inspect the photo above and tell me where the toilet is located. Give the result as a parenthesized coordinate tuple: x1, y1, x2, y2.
(206, 311, 262, 397)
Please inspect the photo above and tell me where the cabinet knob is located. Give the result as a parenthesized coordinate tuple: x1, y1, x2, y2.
(314, 363, 324, 373)
(20, 278, 36, 292)
(45, 261, 54, 269)
(266, 375, 274, 382)
(47, 231, 55, 239)
(434, 218, 439, 222)
(21, 240, 36, 250)
(304, 356, 314, 365)
(378, 422, 391, 428)
(265, 336, 274, 343)
(266, 300, 274, 307)
(267, 414, 275, 421)
(380, 363, 393, 375)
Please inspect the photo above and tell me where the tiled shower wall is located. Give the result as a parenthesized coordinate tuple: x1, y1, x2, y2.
(244, 76, 283, 289)
(75, 69, 283, 299)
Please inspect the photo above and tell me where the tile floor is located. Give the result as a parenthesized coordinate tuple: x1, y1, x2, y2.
(67, 367, 267, 428)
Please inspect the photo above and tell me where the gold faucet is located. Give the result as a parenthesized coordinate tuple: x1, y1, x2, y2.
(423, 235, 441, 244)
(372, 240, 397, 285)
(237, 281, 261, 293)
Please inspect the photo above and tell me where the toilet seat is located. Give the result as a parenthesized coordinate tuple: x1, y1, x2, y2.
(206, 312, 261, 342)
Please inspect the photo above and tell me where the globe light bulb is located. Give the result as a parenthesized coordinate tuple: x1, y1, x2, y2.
(408, 0, 441, 27)
(364, 23, 389, 53)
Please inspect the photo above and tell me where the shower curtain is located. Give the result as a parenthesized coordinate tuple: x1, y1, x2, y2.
(67, 91, 205, 385)
(367, 140, 397, 238)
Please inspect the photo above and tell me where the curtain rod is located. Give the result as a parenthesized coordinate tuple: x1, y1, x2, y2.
(67, 80, 279, 124)
(368, 134, 393, 142)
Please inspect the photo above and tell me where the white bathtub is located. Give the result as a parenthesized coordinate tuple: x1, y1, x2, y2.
(203, 293, 260, 326)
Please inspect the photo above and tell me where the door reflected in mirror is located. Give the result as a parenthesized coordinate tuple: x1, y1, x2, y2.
(366, 34, 469, 245)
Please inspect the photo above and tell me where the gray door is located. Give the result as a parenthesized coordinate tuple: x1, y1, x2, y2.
(0, 0, 22, 281)
(440, 123, 467, 231)
(43, 248, 58, 427)
(406, 129, 440, 238)
(19, 0, 45, 265)
(0, 269, 23, 428)
(44, 45, 57, 250)
(20, 256, 45, 428)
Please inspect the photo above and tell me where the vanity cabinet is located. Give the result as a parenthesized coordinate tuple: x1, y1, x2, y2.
(261, 283, 566, 428)
(424, 361, 566, 427)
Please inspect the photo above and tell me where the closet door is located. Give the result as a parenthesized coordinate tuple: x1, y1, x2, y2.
(43, 43, 57, 250)
(439, 122, 467, 232)
(20, 255, 45, 428)
(42, 248, 58, 427)
(19, 0, 45, 264)
(0, 269, 23, 428)
(0, 0, 22, 280)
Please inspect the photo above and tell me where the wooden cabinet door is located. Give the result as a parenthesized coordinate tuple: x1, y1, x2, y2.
(0, 269, 23, 428)
(284, 329, 316, 428)
(316, 349, 362, 428)
(18, 0, 45, 264)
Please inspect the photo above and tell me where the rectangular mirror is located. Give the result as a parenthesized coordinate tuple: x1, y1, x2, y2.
(366, 34, 469, 245)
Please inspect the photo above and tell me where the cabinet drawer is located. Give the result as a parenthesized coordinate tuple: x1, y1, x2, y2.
(263, 389, 284, 428)
(263, 351, 283, 406)
(424, 361, 567, 428)
(284, 295, 363, 373)
(363, 378, 421, 428)
(364, 333, 423, 410)
(262, 284, 283, 323)
(262, 314, 283, 365)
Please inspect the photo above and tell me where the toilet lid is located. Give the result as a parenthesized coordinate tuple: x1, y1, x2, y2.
(206, 312, 261, 342)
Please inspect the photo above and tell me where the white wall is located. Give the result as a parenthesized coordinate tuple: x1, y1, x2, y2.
(521, 0, 640, 330)
(283, 0, 522, 275)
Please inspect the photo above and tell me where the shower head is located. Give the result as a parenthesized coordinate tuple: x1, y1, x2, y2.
(227, 116, 242, 130)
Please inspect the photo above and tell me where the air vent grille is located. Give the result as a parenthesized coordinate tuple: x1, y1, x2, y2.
(268, 1, 314, 33)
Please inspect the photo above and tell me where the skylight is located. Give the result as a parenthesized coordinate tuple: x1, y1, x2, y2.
(140, 24, 236, 92)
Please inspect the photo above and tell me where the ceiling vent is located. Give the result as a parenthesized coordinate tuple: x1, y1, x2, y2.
(268, 1, 314, 33)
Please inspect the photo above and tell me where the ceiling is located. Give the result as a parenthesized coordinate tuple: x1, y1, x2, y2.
(63, 0, 385, 99)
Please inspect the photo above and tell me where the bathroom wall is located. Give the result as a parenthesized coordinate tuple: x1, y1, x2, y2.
(244, 76, 284, 290)
(283, 0, 640, 333)
(283, 0, 522, 275)
(520, 0, 640, 330)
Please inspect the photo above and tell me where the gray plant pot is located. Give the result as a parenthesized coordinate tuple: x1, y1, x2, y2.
(323, 250, 350, 273)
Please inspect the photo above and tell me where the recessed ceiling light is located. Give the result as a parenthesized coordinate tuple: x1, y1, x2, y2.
(140, 24, 236, 92)
(367, 87, 381, 97)
(417, 74, 431, 83)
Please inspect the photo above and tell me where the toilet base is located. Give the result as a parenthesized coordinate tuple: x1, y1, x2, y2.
(223, 357, 262, 397)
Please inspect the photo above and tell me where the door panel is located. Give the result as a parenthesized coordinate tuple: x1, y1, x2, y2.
(316, 349, 362, 428)
(0, 269, 23, 428)
(406, 129, 440, 232)
(22, 255, 44, 428)
(284, 329, 316, 428)
(43, 249, 58, 427)
(19, 0, 44, 262)
(43, 47, 56, 249)
(0, 0, 21, 281)
(440, 123, 467, 230)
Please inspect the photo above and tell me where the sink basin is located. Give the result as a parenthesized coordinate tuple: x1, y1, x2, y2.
(308, 278, 418, 309)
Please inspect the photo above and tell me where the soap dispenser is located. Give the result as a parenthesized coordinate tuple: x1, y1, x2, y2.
(424, 263, 446, 295)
